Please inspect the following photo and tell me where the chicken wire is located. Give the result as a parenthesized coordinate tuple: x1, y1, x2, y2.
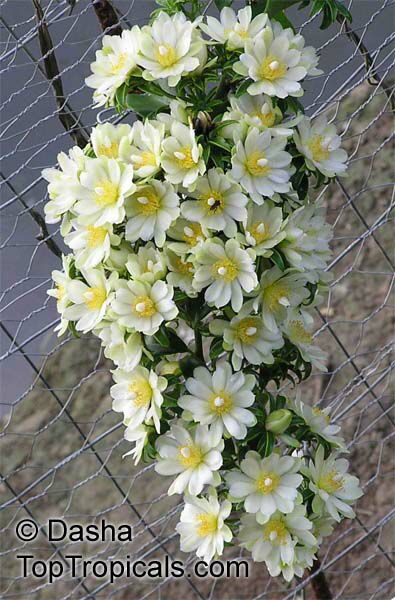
(0, 0, 394, 598)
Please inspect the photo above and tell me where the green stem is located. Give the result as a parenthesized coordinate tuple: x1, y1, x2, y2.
(194, 328, 204, 361)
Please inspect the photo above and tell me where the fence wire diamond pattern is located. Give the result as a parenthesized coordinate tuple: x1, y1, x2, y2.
(0, 1, 394, 598)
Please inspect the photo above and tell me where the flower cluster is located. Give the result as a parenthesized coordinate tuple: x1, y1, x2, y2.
(44, 4, 361, 582)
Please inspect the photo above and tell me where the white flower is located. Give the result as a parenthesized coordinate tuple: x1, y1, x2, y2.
(226, 451, 302, 517)
(234, 23, 307, 98)
(238, 504, 316, 579)
(111, 366, 167, 433)
(155, 423, 224, 496)
(64, 268, 116, 333)
(272, 20, 322, 77)
(305, 446, 363, 521)
(310, 513, 335, 544)
(282, 309, 327, 371)
(294, 115, 348, 177)
(86, 28, 141, 107)
(42, 147, 85, 224)
(125, 180, 180, 247)
(179, 363, 256, 440)
(290, 392, 345, 449)
(91, 123, 132, 159)
(157, 98, 190, 132)
(243, 201, 286, 256)
(210, 305, 284, 370)
(137, 12, 204, 87)
(76, 157, 135, 226)
(167, 218, 209, 256)
(111, 279, 178, 335)
(231, 128, 293, 203)
(254, 267, 310, 332)
(280, 203, 332, 272)
(181, 168, 248, 237)
(161, 122, 206, 188)
(193, 238, 258, 312)
(165, 248, 196, 296)
(95, 321, 143, 371)
(200, 6, 267, 50)
(123, 424, 149, 465)
(47, 255, 74, 336)
(121, 120, 165, 179)
(126, 244, 167, 284)
(65, 221, 118, 269)
(222, 94, 296, 143)
(176, 490, 232, 562)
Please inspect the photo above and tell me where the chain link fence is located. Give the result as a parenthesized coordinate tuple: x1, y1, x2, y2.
(1, 1, 394, 598)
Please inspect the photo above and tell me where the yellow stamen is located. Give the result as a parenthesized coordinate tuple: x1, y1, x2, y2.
(97, 142, 119, 158)
(156, 44, 177, 67)
(87, 225, 108, 248)
(94, 180, 119, 207)
(236, 317, 261, 344)
(246, 151, 270, 177)
(212, 259, 239, 282)
(318, 469, 344, 494)
(178, 444, 203, 468)
(312, 407, 330, 424)
(256, 471, 280, 494)
(251, 110, 276, 128)
(258, 55, 287, 81)
(288, 320, 312, 344)
(138, 151, 158, 167)
(248, 221, 270, 244)
(200, 190, 225, 215)
(196, 513, 218, 537)
(262, 281, 290, 312)
(128, 379, 152, 407)
(134, 188, 160, 216)
(110, 53, 127, 74)
(174, 147, 196, 170)
(307, 135, 331, 162)
(55, 283, 66, 301)
(209, 392, 233, 416)
(263, 517, 288, 545)
(132, 295, 156, 318)
(182, 223, 205, 247)
(84, 287, 106, 311)
(175, 257, 194, 276)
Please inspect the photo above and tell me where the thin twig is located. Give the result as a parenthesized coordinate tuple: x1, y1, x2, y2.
(32, 0, 88, 148)
(91, 0, 122, 36)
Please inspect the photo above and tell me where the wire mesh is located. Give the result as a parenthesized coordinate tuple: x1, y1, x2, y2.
(0, 1, 394, 598)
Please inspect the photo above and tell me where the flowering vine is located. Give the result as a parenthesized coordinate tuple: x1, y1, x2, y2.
(44, 0, 362, 582)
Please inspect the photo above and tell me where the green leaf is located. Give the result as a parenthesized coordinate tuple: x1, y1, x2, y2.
(179, 355, 205, 379)
(124, 93, 169, 117)
(265, 0, 302, 17)
(235, 79, 251, 98)
(214, 0, 233, 8)
(257, 430, 275, 457)
(272, 10, 295, 30)
(270, 248, 286, 271)
(209, 337, 224, 363)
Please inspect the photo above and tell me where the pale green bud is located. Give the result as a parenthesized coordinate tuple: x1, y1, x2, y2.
(265, 409, 292, 434)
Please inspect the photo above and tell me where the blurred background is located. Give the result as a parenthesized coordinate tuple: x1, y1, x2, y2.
(0, 1, 394, 598)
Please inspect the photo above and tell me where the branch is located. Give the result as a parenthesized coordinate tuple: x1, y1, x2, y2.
(310, 559, 333, 600)
(91, 0, 122, 36)
(32, 0, 88, 148)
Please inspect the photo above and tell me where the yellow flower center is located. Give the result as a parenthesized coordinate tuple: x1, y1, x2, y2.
(55, 283, 66, 301)
(263, 517, 288, 545)
(318, 469, 344, 494)
(312, 407, 331, 424)
(155, 43, 177, 67)
(182, 223, 205, 247)
(110, 53, 128, 74)
(236, 317, 261, 344)
(212, 259, 239, 282)
(200, 190, 225, 215)
(175, 257, 194, 276)
(262, 282, 290, 312)
(256, 471, 280, 494)
(307, 135, 331, 162)
(248, 221, 270, 244)
(97, 142, 119, 158)
(196, 513, 218, 537)
(134, 188, 161, 216)
(128, 379, 152, 407)
(178, 444, 203, 468)
(287, 320, 312, 344)
(83, 287, 107, 311)
(251, 110, 276, 128)
(235, 28, 249, 40)
(94, 180, 119, 207)
(132, 295, 156, 318)
(246, 151, 270, 177)
(138, 151, 158, 167)
(174, 147, 196, 170)
(87, 225, 108, 248)
(209, 392, 233, 416)
(258, 55, 287, 81)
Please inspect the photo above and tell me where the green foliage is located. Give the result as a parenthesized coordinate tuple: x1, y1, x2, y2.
(249, 0, 352, 29)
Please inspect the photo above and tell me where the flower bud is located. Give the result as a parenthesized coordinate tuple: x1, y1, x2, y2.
(265, 409, 292, 434)
(158, 361, 181, 376)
